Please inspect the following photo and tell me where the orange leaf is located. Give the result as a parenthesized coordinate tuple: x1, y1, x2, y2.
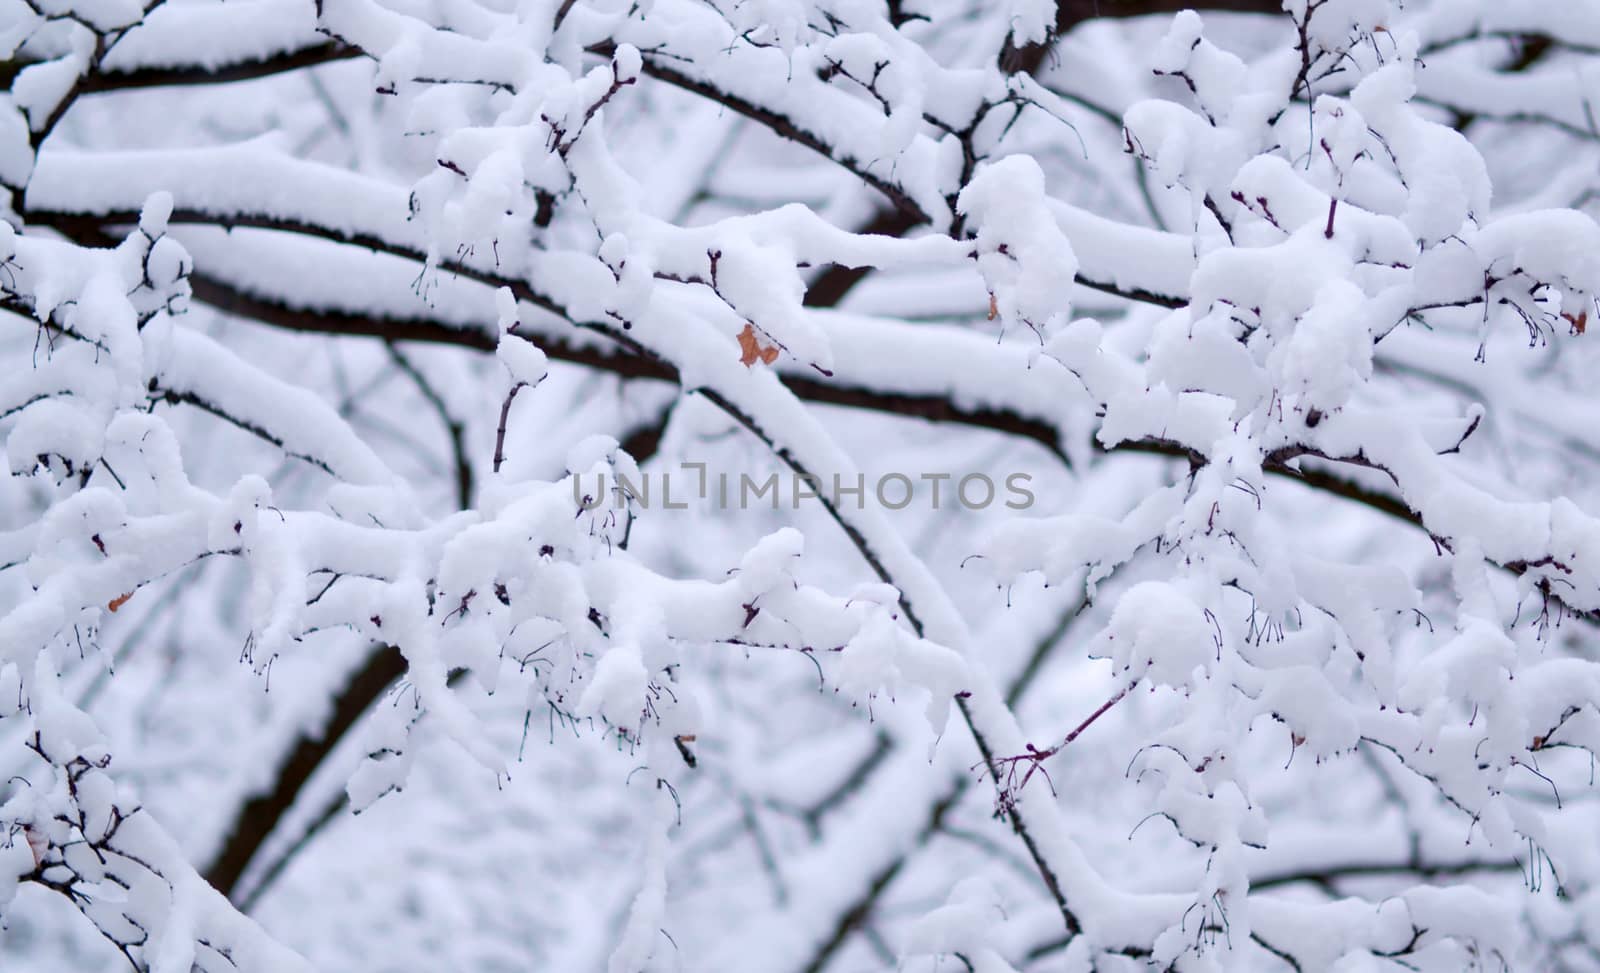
(1564, 310, 1587, 335)
(987, 293, 999, 321)
(108, 592, 132, 612)
(23, 826, 45, 869)
(737, 322, 780, 367)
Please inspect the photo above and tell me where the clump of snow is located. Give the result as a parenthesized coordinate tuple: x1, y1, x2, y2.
(139, 190, 174, 237)
(0, 97, 30, 189)
(497, 332, 548, 388)
(957, 155, 1078, 335)
(1095, 582, 1215, 688)
(577, 643, 647, 729)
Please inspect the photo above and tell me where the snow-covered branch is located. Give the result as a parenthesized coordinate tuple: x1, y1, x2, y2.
(8, 0, 1600, 970)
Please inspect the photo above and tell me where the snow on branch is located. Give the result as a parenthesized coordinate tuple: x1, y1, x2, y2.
(8, 0, 1600, 970)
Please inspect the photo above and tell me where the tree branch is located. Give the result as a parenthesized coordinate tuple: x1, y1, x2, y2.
(796, 595, 1088, 971)
(84, 42, 364, 93)
(1002, 0, 1285, 74)
(385, 342, 473, 509)
(206, 644, 407, 900)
